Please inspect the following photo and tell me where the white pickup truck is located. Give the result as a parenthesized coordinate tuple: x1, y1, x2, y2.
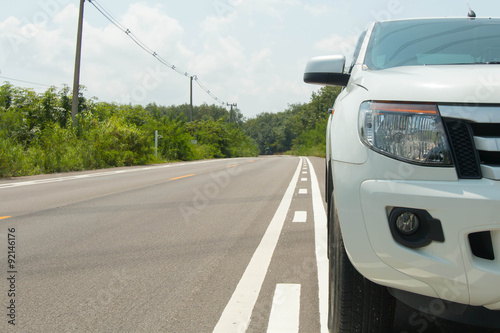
(304, 17, 500, 332)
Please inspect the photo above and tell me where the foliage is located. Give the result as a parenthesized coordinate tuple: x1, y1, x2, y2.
(0, 136, 32, 177)
(187, 118, 258, 158)
(243, 86, 341, 156)
(0, 83, 257, 178)
(292, 120, 328, 157)
(0, 81, 339, 178)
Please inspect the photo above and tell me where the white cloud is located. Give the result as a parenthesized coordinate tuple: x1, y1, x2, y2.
(241, 0, 300, 22)
(303, 3, 335, 17)
(53, 2, 78, 25)
(0, 6, 76, 84)
(201, 0, 300, 35)
(3, 0, 500, 117)
(0, 1, 319, 116)
(0, 2, 197, 104)
(80, 3, 193, 104)
(0, 17, 25, 57)
(119, 4, 186, 54)
(313, 34, 358, 59)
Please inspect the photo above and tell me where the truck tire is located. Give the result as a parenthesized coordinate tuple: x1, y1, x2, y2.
(328, 194, 396, 333)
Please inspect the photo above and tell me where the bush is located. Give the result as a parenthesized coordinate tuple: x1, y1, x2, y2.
(0, 136, 31, 178)
(80, 115, 153, 168)
(0, 84, 259, 178)
(291, 120, 327, 157)
(36, 123, 85, 173)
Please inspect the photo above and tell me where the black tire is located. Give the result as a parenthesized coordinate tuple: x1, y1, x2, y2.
(328, 194, 396, 333)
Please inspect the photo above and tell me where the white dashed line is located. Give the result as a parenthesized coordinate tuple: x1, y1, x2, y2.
(292, 211, 307, 223)
(267, 284, 301, 333)
(213, 158, 303, 333)
(298, 189, 308, 195)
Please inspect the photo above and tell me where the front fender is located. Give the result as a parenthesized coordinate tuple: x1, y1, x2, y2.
(330, 84, 368, 165)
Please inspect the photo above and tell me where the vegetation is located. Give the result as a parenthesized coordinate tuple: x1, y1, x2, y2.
(243, 86, 341, 156)
(0, 83, 257, 178)
(0, 82, 340, 178)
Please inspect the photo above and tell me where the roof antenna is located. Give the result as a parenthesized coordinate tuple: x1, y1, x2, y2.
(467, 2, 476, 18)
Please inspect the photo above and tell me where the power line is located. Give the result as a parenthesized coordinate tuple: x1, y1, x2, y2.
(0, 75, 96, 100)
(194, 77, 224, 104)
(87, 0, 127, 32)
(0, 75, 53, 88)
(87, 0, 230, 106)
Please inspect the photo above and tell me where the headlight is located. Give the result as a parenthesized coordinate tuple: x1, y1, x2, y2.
(359, 101, 452, 165)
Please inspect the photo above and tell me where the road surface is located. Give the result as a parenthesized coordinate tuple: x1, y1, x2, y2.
(0, 156, 327, 332)
(0, 156, 492, 333)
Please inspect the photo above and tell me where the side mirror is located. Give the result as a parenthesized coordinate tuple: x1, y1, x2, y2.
(303, 55, 350, 87)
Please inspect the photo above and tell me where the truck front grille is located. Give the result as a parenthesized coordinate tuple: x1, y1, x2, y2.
(443, 119, 482, 179)
(440, 105, 500, 181)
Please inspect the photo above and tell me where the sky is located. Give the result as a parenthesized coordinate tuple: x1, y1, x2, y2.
(1, 0, 499, 118)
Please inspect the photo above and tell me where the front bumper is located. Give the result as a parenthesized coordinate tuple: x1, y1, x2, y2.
(359, 178, 500, 309)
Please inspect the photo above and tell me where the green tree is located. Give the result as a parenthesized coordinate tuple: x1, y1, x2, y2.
(243, 86, 341, 155)
(0, 83, 258, 178)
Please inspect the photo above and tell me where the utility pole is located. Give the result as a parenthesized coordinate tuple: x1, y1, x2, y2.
(227, 103, 237, 123)
(190, 75, 196, 122)
(71, 0, 85, 124)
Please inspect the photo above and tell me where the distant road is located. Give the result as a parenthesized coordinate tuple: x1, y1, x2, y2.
(0, 156, 328, 332)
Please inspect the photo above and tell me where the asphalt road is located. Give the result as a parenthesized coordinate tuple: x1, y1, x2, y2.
(1, 156, 495, 333)
(0, 156, 328, 332)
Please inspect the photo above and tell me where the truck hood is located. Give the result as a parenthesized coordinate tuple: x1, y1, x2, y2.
(355, 65, 500, 104)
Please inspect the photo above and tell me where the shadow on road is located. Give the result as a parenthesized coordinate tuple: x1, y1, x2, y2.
(393, 301, 500, 333)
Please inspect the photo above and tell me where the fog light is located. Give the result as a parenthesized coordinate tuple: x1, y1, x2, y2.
(395, 212, 420, 235)
(388, 207, 444, 249)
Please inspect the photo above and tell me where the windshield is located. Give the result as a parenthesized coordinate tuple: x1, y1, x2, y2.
(364, 18, 500, 70)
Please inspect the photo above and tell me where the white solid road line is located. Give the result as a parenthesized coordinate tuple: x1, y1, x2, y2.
(213, 157, 303, 333)
(292, 211, 307, 223)
(305, 157, 329, 333)
(266, 284, 301, 333)
(0, 158, 245, 189)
